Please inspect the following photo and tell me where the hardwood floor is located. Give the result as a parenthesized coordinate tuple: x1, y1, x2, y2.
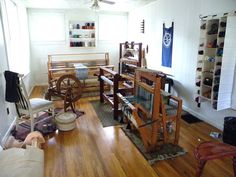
(31, 86, 234, 177)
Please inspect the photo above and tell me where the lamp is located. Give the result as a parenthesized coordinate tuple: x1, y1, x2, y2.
(91, 0, 100, 11)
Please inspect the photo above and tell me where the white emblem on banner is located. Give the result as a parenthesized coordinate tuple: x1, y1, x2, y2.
(163, 32, 172, 47)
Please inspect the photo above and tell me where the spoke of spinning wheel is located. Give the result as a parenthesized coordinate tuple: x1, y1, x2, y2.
(62, 80, 67, 87)
(67, 78, 70, 86)
(72, 82, 76, 87)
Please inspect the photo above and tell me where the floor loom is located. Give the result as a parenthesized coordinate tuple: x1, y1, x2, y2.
(99, 66, 133, 120)
(117, 68, 182, 152)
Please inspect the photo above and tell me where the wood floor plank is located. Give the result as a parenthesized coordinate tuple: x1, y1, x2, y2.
(30, 86, 234, 177)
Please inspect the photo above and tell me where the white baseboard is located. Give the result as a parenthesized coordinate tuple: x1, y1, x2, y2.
(182, 105, 223, 131)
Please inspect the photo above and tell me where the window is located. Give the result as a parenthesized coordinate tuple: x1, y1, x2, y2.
(3, 0, 30, 74)
(29, 12, 65, 42)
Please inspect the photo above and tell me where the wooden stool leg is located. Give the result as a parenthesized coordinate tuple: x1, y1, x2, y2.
(196, 160, 206, 177)
(233, 156, 236, 176)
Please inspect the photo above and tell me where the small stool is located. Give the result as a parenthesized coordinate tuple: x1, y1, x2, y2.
(55, 112, 77, 131)
(194, 141, 236, 177)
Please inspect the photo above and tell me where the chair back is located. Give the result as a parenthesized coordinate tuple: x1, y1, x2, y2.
(15, 75, 31, 113)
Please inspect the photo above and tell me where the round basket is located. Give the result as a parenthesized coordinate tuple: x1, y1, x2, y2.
(55, 112, 77, 131)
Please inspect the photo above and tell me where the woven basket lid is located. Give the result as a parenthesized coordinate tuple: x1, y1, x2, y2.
(55, 112, 77, 123)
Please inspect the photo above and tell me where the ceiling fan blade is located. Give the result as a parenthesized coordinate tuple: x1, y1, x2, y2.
(99, 0, 115, 5)
(83, 0, 92, 4)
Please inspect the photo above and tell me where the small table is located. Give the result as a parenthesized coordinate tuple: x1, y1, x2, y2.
(55, 112, 77, 131)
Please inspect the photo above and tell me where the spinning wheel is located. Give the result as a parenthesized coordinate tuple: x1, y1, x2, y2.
(56, 74, 82, 113)
(47, 74, 82, 113)
(56, 74, 82, 102)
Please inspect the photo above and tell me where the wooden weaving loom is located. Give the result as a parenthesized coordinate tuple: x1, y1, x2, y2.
(117, 68, 182, 152)
(99, 66, 133, 120)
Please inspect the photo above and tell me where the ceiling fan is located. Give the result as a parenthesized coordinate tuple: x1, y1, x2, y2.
(90, 0, 115, 10)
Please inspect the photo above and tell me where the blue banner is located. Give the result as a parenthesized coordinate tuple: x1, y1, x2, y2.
(162, 22, 174, 68)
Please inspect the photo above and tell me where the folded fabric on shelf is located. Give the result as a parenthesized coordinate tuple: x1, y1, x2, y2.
(218, 31, 225, 37)
(220, 21, 226, 27)
(203, 77, 213, 86)
(74, 63, 88, 80)
(200, 23, 206, 30)
(207, 23, 218, 35)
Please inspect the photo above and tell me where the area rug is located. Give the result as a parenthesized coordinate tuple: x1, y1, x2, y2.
(121, 127, 187, 165)
(182, 113, 203, 124)
(12, 108, 84, 141)
(90, 100, 122, 127)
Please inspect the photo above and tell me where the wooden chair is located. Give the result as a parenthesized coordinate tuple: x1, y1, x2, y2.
(118, 68, 182, 152)
(16, 74, 55, 132)
(194, 141, 236, 177)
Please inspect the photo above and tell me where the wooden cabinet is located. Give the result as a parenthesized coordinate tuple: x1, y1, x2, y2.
(69, 21, 96, 47)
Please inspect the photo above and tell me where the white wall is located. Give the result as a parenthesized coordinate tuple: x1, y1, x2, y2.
(0, 0, 31, 145)
(232, 68, 236, 108)
(28, 9, 128, 85)
(0, 9, 17, 145)
(128, 0, 236, 130)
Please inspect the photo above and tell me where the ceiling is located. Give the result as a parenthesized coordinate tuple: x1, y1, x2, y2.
(21, 0, 156, 12)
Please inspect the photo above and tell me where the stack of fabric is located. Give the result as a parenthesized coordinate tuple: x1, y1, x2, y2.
(74, 63, 88, 80)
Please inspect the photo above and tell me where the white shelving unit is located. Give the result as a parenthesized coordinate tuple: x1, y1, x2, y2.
(69, 21, 96, 47)
(195, 17, 227, 110)
(195, 12, 236, 111)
